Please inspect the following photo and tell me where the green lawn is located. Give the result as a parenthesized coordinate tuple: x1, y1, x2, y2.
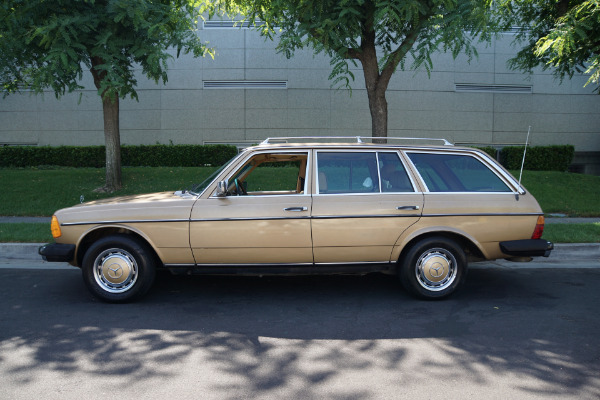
(0, 223, 53, 243)
(516, 170, 600, 217)
(543, 223, 600, 243)
(0, 167, 217, 216)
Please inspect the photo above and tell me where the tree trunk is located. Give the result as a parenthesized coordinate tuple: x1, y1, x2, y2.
(366, 87, 388, 140)
(359, 27, 390, 142)
(90, 56, 122, 192)
(102, 95, 122, 192)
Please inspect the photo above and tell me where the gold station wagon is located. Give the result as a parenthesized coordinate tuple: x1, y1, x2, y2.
(39, 137, 553, 302)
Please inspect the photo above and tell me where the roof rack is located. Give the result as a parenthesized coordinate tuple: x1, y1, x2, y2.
(260, 136, 453, 146)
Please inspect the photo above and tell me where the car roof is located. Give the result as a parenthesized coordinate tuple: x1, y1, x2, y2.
(246, 136, 477, 153)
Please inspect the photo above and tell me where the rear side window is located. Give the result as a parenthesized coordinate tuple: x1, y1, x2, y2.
(316, 152, 414, 194)
(407, 153, 512, 192)
(317, 152, 379, 194)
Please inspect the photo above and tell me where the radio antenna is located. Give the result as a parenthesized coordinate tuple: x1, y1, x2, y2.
(518, 126, 531, 193)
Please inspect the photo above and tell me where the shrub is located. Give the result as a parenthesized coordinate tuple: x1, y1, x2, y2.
(0, 144, 238, 168)
(500, 145, 575, 172)
(472, 146, 498, 159)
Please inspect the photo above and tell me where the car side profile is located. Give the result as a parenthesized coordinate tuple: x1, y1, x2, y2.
(39, 137, 553, 302)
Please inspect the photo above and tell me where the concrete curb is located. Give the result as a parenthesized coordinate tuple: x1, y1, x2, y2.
(0, 243, 46, 261)
(0, 242, 598, 263)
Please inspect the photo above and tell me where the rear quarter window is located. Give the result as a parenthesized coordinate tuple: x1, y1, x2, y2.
(407, 152, 512, 192)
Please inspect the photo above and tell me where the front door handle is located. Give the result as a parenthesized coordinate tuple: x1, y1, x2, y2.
(284, 207, 308, 212)
(397, 206, 420, 210)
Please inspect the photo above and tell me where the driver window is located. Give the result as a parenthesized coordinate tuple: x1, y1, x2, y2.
(228, 152, 308, 196)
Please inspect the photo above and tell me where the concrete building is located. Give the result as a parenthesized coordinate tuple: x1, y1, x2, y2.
(1, 22, 599, 173)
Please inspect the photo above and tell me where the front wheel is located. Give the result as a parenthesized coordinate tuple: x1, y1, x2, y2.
(399, 236, 467, 299)
(82, 234, 156, 303)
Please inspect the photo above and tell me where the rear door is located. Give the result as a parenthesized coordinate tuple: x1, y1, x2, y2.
(311, 150, 423, 264)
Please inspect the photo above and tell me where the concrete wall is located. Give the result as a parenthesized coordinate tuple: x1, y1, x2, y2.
(1, 26, 599, 171)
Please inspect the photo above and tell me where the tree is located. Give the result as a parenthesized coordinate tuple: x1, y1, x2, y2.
(1, 0, 210, 191)
(498, 0, 600, 93)
(213, 0, 496, 139)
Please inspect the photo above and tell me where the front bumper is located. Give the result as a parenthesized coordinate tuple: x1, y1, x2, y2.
(499, 239, 554, 258)
(39, 243, 75, 262)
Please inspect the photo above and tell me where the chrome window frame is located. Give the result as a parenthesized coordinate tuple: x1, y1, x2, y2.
(314, 149, 418, 196)
(404, 150, 520, 194)
(208, 149, 312, 198)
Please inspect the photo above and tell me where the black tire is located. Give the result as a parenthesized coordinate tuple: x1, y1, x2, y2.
(399, 236, 467, 299)
(82, 234, 156, 303)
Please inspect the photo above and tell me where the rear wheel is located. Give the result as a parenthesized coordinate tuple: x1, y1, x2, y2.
(399, 236, 467, 299)
(82, 234, 156, 303)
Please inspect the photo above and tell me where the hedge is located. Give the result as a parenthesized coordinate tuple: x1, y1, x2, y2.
(472, 146, 498, 159)
(0, 143, 575, 172)
(500, 145, 575, 172)
(0, 144, 238, 168)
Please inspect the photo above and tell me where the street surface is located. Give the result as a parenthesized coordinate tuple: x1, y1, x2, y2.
(0, 259, 599, 399)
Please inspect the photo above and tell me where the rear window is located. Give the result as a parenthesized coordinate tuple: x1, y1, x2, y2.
(407, 153, 512, 192)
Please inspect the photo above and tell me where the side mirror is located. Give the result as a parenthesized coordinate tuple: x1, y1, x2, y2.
(215, 180, 228, 197)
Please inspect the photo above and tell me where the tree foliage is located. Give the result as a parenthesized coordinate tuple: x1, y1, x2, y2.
(498, 0, 600, 93)
(212, 0, 497, 138)
(0, 0, 210, 191)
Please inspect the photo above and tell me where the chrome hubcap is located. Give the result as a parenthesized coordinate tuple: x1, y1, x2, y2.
(93, 248, 138, 293)
(415, 248, 457, 291)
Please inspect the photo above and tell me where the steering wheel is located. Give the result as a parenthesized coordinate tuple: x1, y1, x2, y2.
(234, 179, 247, 195)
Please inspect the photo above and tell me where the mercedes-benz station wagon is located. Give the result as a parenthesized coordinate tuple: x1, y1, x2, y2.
(39, 137, 553, 302)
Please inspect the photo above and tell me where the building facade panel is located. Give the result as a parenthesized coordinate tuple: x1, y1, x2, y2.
(0, 25, 599, 173)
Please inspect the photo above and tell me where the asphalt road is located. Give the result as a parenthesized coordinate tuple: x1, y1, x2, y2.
(0, 261, 599, 400)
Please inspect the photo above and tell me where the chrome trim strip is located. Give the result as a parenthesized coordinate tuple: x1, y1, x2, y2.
(167, 262, 315, 268)
(166, 261, 391, 268)
(311, 214, 421, 220)
(61, 219, 189, 226)
(191, 216, 311, 222)
(62, 212, 541, 226)
(421, 213, 542, 218)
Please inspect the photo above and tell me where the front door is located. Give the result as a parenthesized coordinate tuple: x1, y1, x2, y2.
(190, 150, 313, 265)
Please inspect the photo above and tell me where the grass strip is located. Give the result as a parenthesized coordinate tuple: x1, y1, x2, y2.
(543, 223, 600, 244)
(0, 223, 52, 243)
(515, 170, 600, 217)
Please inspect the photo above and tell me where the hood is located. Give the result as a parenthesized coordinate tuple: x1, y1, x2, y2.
(54, 191, 196, 224)
(75, 191, 183, 207)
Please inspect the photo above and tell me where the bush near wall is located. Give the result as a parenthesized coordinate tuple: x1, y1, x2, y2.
(472, 146, 498, 159)
(0, 144, 238, 168)
(500, 145, 575, 172)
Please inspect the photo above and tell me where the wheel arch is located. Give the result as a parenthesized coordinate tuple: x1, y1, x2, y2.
(75, 226, 163, 268)
(394, 228, 486, 265)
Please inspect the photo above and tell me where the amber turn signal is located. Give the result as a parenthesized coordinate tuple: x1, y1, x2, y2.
(51, 215, 62, 238)
(531, 215, 545, 239)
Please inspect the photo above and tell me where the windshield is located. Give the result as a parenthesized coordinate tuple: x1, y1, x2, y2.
(187, 153, 240, 195)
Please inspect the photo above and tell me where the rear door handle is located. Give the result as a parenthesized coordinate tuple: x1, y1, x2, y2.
(284, 207, 308, 212)
(396, 206, 420, 210)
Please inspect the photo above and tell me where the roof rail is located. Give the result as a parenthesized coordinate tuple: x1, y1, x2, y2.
(260, 136, 453, 146)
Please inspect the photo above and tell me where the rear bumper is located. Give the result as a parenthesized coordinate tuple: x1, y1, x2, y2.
(39, 243, 75, 262)
(499, 239, 554, 258)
